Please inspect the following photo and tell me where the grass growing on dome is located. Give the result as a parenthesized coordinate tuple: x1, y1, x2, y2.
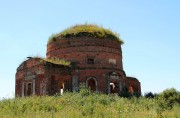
(48, 24, 124, 44)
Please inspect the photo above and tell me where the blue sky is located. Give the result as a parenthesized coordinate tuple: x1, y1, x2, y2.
(0, 0, 180, 98)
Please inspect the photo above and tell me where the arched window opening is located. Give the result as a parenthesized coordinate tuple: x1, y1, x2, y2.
(86, 77, 97, 91)
(27, 83, 32, 96)
(110, 82, 119, 94)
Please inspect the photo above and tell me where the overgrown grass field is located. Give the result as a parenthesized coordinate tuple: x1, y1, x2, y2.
(0, 88, 179, 118)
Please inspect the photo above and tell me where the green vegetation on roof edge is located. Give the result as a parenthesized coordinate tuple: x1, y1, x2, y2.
(41, 58, 71, 66)
(31, 57, 71, 66)
(48, 24, 124, 44)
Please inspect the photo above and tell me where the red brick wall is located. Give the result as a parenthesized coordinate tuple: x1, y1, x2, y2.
(47, 37, 122, 69)
(16, 36, 141, 96)
(46, 37, 125, 93)
(15, 58, 46, 97)
(125, 77, 141, 94)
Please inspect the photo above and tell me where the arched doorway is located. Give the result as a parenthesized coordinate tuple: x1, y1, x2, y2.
(86, 77, 97, 91)
(110, 82, 119, 93)
(108, 72, 122, 94)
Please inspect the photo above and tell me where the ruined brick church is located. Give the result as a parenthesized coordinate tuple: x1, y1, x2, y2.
(15, 24, 141, 97)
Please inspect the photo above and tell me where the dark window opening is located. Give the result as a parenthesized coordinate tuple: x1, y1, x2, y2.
(27, 83, 32, 96)
(87, 78, 96, 91)
(87, 58, 94, 64)
(51, 77, 58, 95)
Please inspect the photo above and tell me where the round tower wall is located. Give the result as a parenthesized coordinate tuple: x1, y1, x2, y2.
(47, 37, 123, 70)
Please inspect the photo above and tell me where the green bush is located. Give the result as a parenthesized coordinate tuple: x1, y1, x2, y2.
(157, 88, 180, 110)
(144, 92, 155, 98)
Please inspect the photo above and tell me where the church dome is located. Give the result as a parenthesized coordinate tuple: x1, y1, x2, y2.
(48, 24, 124, 44)
(15, 23, 141, 97)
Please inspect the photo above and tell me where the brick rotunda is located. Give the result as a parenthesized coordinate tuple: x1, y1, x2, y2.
(15, 24, 141, 97)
